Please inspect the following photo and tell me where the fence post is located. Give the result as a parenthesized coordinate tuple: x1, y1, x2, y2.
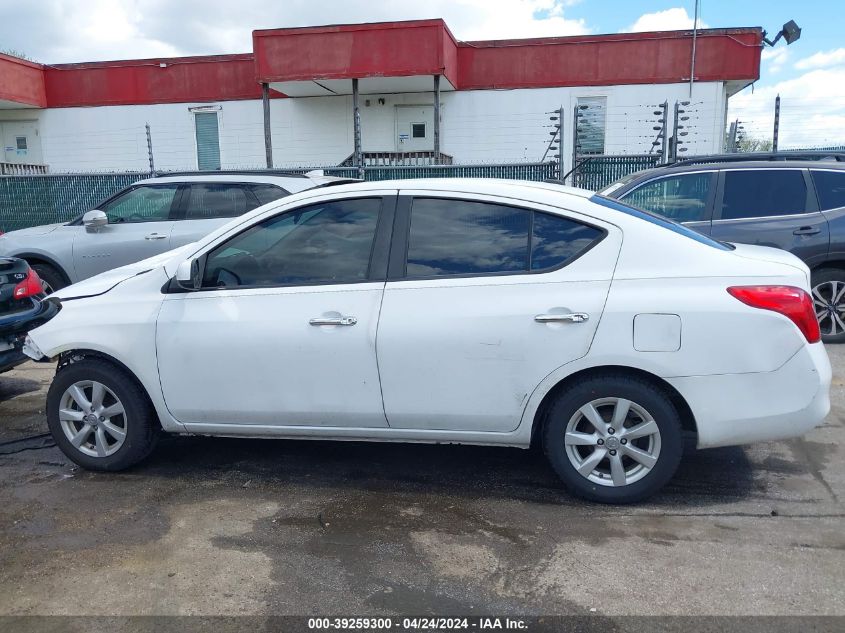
(262, 83, 273, 168)
(145, 123, 155, 174)
(352, 78, 364, 181)
(773, 94, 780, 152)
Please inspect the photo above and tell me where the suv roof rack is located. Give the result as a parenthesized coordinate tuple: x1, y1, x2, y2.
(664, 151, 845, 167)
(151, 169, 311, 178)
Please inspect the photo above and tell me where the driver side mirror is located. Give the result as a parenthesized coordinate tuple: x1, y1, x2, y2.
(175, 257, 202, 291)
(82, 210, 108, 232)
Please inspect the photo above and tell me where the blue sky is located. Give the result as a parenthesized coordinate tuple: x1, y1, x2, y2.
(1, 0, 841, 147)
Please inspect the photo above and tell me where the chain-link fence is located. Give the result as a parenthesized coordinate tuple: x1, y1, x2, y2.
(1, 158, 663, 233)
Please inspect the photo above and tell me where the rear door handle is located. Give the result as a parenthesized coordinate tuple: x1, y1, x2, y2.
(535, 313, 589, 323)
(145, 233, 168, 240)
(793, 226, 821, 236)
(309, 316, 357, 326)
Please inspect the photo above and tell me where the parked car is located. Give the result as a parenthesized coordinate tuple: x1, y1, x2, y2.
(0, 258, 58, 373)
(23, 179, 830, 503)
(600, 161, 845, 342)
(0, 171, 354, 292)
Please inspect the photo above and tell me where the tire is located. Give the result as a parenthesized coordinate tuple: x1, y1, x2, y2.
(543, 374, 683, 504)
(46, 359, 159, 471)
(811, 268, 845, 344)
(30, 263, 67, 294)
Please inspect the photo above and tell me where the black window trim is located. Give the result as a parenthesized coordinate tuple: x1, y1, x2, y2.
(712, 167, 818, 223)
(617, 170, 718, 225)
(167, 194, 398, 294)
(386, 194, 608, 282)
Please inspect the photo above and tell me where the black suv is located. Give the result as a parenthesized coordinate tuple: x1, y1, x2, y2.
(601, 161, 845, 342)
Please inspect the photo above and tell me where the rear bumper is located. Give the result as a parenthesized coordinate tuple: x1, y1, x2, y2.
(667, 343, 831, 449)
(0, 298, 60, 372)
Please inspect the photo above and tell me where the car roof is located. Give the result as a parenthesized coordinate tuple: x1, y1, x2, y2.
(670, 151, 845, 165)
(636, 160, 845, 176)
(133, 170, 356, 189)
(292, 177, 594, 199)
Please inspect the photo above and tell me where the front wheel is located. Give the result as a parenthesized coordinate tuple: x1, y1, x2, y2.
(47, 359, 159, 471)
(543, 375, 683, 504)
(811, 268, 845, 344)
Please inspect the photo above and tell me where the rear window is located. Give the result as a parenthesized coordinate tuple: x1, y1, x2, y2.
(811, 170, 845, 211)
(720, 169, 807, 220)
(589, 194, 732, 250)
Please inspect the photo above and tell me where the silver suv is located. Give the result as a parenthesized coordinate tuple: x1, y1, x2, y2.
(0, 171, 350, 292)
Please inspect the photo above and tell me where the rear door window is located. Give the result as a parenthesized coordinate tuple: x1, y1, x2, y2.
(249, 184, 289, 206)
(621, 172, 713, 223)
(720, 169, 808, 220)
(404, 198, 603, 278)
(811, 170, 845, 210)
(185, 183, 255, 220)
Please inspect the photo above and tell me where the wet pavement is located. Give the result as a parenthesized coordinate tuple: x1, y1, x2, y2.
(0, 351, 843, 616)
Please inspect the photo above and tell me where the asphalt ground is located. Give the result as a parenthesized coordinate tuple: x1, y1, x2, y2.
(0, 348, 842, 621)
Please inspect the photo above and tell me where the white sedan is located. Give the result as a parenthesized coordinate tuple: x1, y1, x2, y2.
(24, 179, 831, 503)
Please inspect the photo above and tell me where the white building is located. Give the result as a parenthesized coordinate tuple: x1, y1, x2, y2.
(0, 19, 762, 175)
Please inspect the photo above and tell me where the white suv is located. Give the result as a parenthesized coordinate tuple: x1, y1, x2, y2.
(0, 171, 350, 292)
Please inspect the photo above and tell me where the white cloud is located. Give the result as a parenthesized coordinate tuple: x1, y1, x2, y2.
(794, 48, 845, 71)
(0, 0, 589, 63)
(761, 46, 790, 74)
(625, 7, 707, 33)
(729, 68, 845, 148)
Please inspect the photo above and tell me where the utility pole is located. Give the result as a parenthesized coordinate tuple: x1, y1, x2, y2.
(352, 78, 364, 180)
(727, 120, 738, 153)
(773, 94, 781, 152)
(145, 123, 155, 174)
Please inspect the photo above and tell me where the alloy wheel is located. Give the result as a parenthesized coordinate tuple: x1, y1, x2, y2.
(564, 397, 662, 487)
(58, 380, 127, 458)
(812, 281, 845, 337)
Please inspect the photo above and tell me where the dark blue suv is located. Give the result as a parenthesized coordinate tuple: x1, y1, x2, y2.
(601, 160, 845, 343)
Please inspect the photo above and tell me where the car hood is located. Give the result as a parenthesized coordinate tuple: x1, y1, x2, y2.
(52, 243, 196, 300)
(4, 222, 65, 237)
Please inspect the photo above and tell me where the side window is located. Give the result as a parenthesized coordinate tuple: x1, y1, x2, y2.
(721, 170, 808, 220)
(202, 198, 381, 288)
(405, 198, 603, 278)
(811, 170, 845, 211)
(185, 184, 252, 220)
(622, 173, 713, 223)
(100, 185, 180, 224)
(250, 184, 289, 206)
(531, 213, 603, 270)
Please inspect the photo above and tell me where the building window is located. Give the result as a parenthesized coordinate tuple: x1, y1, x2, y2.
(194, 112, 221, 171)
(576, 96, 607, 156)
(411, 123, 426, 139)
(15, 136, 27, 151)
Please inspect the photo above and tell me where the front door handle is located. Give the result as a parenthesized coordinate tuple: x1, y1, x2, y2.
(145, 233, 168, 240)
(535, 313, 589, 323)
(793, 226, 821, 236)
(309, 316, 358, 326)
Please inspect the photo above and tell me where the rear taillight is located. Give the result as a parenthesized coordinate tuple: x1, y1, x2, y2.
(727, 285, 820, 344)
(13, 268, 43, 299)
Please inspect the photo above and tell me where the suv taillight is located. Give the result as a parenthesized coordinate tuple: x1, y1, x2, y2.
(727, 285, 820, 344)
(13, 268, 43, 299)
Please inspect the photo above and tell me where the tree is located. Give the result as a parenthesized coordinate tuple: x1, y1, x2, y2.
(737, 136, 773, 152)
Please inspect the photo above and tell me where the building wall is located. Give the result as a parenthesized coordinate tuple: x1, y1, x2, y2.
(0, 81, 727, 173)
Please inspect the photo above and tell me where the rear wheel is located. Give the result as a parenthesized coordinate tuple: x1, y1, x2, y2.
(47, 359, 159, 471)
(30, 263, 67, 294)
(543, 374, 683, 504)
(811, 268, 845, 344)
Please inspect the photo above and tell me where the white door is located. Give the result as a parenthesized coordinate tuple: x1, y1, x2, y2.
(72, 183, 179, 280)
(1, 121, 42, 164)
(395, 105, 433, 152)
(376, 194, 621, 432)
(156, 195, 392, 427)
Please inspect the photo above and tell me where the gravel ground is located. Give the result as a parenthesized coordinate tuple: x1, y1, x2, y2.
(0, 348, 842, 618)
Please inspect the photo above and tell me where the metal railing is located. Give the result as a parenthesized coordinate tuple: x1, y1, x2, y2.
(339, 151, 455, 166)
(0, 162, 48, 176)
